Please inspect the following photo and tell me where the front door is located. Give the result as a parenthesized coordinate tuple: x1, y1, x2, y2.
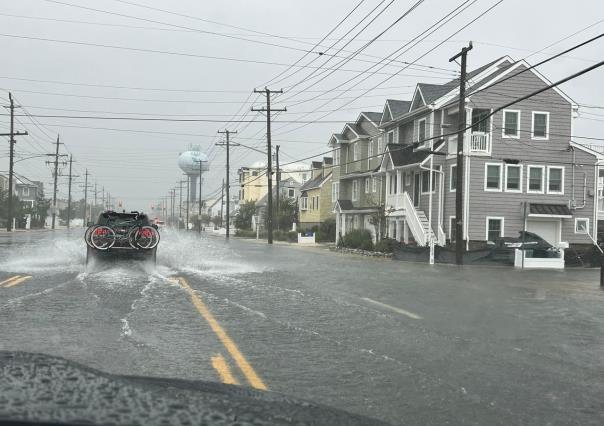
(413, 173, 421, 207)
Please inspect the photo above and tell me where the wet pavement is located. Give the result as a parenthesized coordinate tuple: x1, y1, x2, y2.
(0, 229, 603, 425)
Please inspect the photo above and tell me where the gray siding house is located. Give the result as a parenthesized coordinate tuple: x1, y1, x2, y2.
(374, 56, 601, 260)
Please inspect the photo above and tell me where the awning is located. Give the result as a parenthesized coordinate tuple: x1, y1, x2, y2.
(528, 203, 572, 218)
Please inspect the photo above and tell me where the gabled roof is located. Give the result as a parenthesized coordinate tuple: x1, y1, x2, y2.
(329, 133, 346, 146)
(380, 140, 445, 169)
(300, 171, 331, 191)
(417, 83, 452, 104)
(361, 111, 382, 125)
(344, 123, 369, 138)
(380, 99, 412, 125)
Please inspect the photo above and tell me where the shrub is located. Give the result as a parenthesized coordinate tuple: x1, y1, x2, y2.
(341, 229, 374, 251)
(374, 237, 401, 253)
(235, 229, 257, 238)
(317, 218, 336, 242)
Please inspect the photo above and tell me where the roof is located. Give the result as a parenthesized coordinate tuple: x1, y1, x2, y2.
(300, 172, 331, 191)
(334, 199, 379, 212)
(529, 203, 572, 217)
(335, 199, 353, 210)
(417, 83, 452, 104)
(362, 111, 382, 124)
(385, 141, 445, 167)
(346, 123, 368, 138)
(387, 99, 411, 119)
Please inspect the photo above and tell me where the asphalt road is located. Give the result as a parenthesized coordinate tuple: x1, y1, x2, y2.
(1, 229, 603, 425)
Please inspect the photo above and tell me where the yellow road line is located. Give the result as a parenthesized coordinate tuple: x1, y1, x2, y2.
(211, 353, 240, 385)
(0, 275, 21, 286)
(4, 276, 32, 288)
(176, 277, 267, 390)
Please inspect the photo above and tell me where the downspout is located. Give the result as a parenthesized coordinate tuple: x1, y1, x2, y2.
(571, 147, 576, 208)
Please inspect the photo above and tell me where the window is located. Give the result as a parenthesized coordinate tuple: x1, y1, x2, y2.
(301, 173, 308, 182)
(486, 217, 504, 242)
(421, 167, 440, 194)
(527, 165, 545, 193)
(300, 196, 308, 210)
(532, 111, 549, 139)
(333, 149, 340, 166)
(377, 136, 383, 154)
(547, 166, 564, 194)
(387, 131, 394, 144)
(365, 177, 371, 194)
(418, 119, 426, 142)
(332, 182, 339, 202)
(252, 171, 258, 176)
(372, 177, 377, 193)
(288, 188, 295, 198)
(388, 172, 398, 195)
(353, 143, 359, 161)
(316, 196, 319, 211)
(352, 180, 359, 201)
(450, 165, 457, 191)
(22, 187, 30, 197)
(484, 163, 502, 191)
(404, 171, 411, 186)
(505, 164, 522, 192)
(368, 141, 373, 168)
(502, 110, 520, 138)
(575, 218, 589, 234)
(471, 108, 490, 133)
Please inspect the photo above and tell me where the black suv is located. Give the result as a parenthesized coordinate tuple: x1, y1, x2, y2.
(85, 211, 160, 266)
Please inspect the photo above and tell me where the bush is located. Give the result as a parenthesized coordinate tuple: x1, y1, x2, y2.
(316, 218, 336, 242)
(374, 238, 402, 253)
(341, 229, 374, 251)
(235, 229, 257, 238)
(273, 230, 298, 242)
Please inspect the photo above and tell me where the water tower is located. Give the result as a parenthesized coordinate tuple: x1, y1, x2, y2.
(178, 144, 209, 203)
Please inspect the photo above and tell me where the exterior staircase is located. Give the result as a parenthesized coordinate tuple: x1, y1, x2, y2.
(402, 192, 445, 246)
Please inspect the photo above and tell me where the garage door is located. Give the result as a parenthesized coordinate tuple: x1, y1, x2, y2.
(527, 220, 559, 245)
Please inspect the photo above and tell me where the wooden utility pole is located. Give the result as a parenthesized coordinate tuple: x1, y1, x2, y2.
(66, 155, 79, 229)
(178, 179, 186, 230)
(449, 42, 473, 265)
(1, 93, 28, 231)
(275, 144, 280, 230)
(216, 130, 239, 239)
(82, 169, 90, 225)
(220, 179, 225, 228)
(46, 135, 67, 230)
(252, 88, 286, 244)
(186, 175, 190, 231)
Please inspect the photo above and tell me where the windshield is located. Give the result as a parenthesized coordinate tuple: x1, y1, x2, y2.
(1, 1, 604, 425)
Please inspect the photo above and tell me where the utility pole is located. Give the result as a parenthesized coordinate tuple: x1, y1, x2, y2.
(186, 175, 190, 231)
(220, 179, 225, 228)
(82, 169, 90, 225)
(275, 144, 280, 231)
(46, 135, 67, 230)
(252, 88, 286, 244)
(93, 182, 98, 218)
(449, 42, 472, 266)
(216, 130, 239, 239)
(178, 180, 186, 230)
(66, 155, 79, 229)
(1, 93, 28, 232)
(101, 186, 105, 210)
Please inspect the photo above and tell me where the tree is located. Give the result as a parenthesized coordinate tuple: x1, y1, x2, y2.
(234, 200, 256, 230)
(271, 197, 298, 230)
(365, 194, 385, 242)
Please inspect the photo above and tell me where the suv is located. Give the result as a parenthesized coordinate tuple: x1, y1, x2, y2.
(85, 211, 160, 266)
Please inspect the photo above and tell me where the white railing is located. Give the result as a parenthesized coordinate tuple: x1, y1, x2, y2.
(385, 192, 404, 210)
(402, 191, 427, 246)
(437, 225, 446, 246)
(470, 132, 490, 153)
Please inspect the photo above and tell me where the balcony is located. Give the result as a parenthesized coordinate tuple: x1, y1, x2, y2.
(469, 132, 490, 154)
(385, 192, 405, 211)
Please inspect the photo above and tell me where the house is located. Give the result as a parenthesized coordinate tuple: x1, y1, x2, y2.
(330, 112, 385, 242)
(12, 174, 44, 208)
(372, 56, 600, 263)
(238, 161, 310, 205)
(255, 176, 301, 226)
(0, 174, 7, 198)
(299, 158, 334, 230)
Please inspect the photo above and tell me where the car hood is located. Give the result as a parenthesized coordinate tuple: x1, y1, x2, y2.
(0, 351, 389, 426)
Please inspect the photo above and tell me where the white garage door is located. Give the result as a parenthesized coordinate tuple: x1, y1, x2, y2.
(527, 220, 559, 245)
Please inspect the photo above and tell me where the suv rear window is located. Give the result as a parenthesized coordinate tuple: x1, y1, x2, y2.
(97, 213, 150, 227)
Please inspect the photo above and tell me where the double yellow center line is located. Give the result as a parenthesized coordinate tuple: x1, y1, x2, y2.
(0, 275, 32, 288)
(173, 276, 267, 391)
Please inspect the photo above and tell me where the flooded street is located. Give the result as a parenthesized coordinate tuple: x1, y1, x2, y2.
(1, 229, 604, 425)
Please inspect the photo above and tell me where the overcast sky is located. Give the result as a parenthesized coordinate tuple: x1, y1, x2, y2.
(1, 0, 603, 212)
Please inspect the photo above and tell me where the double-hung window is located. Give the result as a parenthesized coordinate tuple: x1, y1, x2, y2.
(547, 166, 564, 194)
(418, 119, 427, 142)
(332, 182, 339, 202)
(532, 111, 549, 140)
(505, 164, 522, 192)
(502, 110, 520, 138)
(387, 131, 394, 144)
(484, 163, 502, 191)
(334, 149, 340, 166)
(352, 180, 359, 201)
(368, 140, 374, 168)
(486, 217, 504, 242)
(527, 165, 545, 193)
(377, 136, 383, 154)
(372, 177, 377, 193)
(300, 196, 308, 210)
(365, 177, 371, 194)
(353, 143, 359, 161)
(450, 165, 457, 191)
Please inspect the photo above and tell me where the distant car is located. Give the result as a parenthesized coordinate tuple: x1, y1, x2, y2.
(85, 211, 160, 266)
(154, 219, 166, 230)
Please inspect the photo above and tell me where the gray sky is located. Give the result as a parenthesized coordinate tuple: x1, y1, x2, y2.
(1, 0, 603, 211)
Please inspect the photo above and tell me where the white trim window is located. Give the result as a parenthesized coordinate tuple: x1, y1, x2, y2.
(417, 118, 427, 142)
(505, 164, 522, 192)
(352, 180, 359, 201)
(334, 148, 340, 166)
(288, 188, 295, 198)
(300, 196, 308, 211)
(502, 109, 520, 138)
(316, 196, 319, 211)
(353, 143, 359, 161)
(486, 217, 504, 242)
(484, 163, 503, 191)
(387, 130, 394, 144)
(575, 218, 589, 234)
(22, 187, 30, 197)
(332, 182, 339, 202)
(547, 166, 564, 194)
(365, 177, 371, 194)
(527, 165, 545, 193)
(368, 140, 374, 168)
(449, 164, 457, 192)
(421, 166, 439, 194)
(372, 176, 377, 193)
(377, 136, 383, 154)
(531, 111, 549, 140)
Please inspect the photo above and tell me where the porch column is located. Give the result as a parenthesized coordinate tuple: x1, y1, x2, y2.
(403, 219, 409, 244)
(335, 212, 341, 244)
(341, 213, 347, 237)
(396, 220, 403, 242)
